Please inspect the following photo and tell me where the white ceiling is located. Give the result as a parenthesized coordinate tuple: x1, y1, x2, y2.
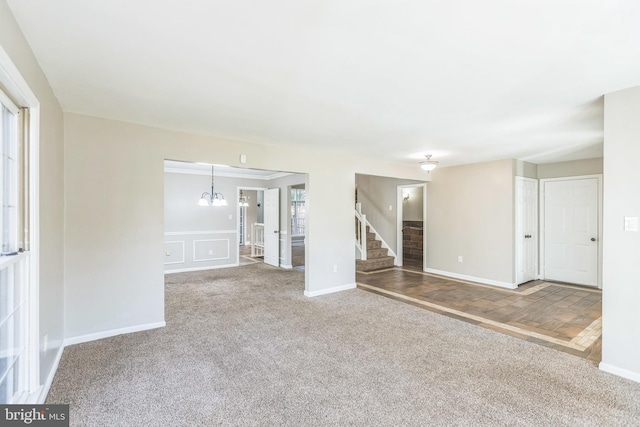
(8, 0, 640, 167)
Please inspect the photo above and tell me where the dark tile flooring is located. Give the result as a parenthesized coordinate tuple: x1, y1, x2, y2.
(357, 267, 602, 364)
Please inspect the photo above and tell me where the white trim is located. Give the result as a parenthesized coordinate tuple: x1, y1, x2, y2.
(164, 167, 292, 181)
(280, 264, 293, 269)
(164, 230, 237, 236)
(35, 344, 64, 404)
(423, 268, 517, 289)
(64, 322, 166, 347)
(304, 283, 357, 297)
(0, 43, 41, 401)
(539, 175, 603, 288)
(164, 263, 239, 274)
(0, 250, 29, 270)
(599, 362, 640, 384)
(163, 240, 185, 265)
(0, 86, 19, 114)
(396, 183, 427, 267)
(514, 177, 539, 285)
(0, 46, 40, 106)
(193, 238, 230, 262)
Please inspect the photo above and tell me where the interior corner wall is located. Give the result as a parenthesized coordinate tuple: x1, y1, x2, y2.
(514, 160, 537, 179)
(427, 159, 515, 284)
(601, 85, 640, 381)
(63, 113, 429, 339)
(355, 174, 424, 255)
(0, 0, 65, 388)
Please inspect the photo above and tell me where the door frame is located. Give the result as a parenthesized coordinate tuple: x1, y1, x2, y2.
(396, 183, 427, 269)
(515, 177, 539, 285)
(539, 174, 603, 289)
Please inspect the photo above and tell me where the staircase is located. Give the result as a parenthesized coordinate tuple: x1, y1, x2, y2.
(356, 225, 395, 272)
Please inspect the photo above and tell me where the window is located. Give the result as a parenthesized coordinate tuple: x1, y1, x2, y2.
(0, 89, 30, 404)
(291, 188, 305, 236)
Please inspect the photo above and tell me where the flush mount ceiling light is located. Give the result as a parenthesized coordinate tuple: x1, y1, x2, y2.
(420, 154, 439, 172)
(198, 165, 227, 207)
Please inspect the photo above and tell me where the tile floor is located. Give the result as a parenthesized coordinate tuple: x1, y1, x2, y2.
(357, 266, 602, 364)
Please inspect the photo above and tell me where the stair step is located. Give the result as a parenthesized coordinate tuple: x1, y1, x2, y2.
(366, 239, 382, 250)
(366, 232, 376, 240)
(356, 256, 395, 272)
(366, 248, 389, 259)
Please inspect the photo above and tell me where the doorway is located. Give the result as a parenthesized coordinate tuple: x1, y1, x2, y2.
(540, 175, 602, 288)
(396, 184, 427, 270)
(290, 184, 306, 271)
(237, 187, 265, 266)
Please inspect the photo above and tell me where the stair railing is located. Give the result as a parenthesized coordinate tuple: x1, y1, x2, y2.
(355, 209, 367, 260)
(251, 223, 265, 257)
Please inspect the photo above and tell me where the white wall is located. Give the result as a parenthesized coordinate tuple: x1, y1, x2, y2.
(63, 113, 429, 339)
(402, 187, 423, 221)
(537, 158, 603, 179)
(601, 86, 640, 382)
(0, 0, 65, 388)
(427, 159, 514, 285)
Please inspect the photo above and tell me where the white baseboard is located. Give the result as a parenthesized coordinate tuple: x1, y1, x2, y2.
(423, 268, 517, 289)
(36, 344, 65, 403)
(304, 283, 356, 297)
(599, 362, 640, 383)
(281, 264, 293, 269)
(165, 263, 238, 274)
(64, 321, 166, 347)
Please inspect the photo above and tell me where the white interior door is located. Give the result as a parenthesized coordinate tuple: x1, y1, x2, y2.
(543, 178, 598, 286)
(515, 178, 538, 285)
(263, 188, 280, 267)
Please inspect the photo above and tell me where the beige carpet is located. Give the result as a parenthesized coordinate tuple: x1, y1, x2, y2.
(47, 264, 640, 426)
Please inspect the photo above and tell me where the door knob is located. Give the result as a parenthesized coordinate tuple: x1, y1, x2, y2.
(591, 237, 596, 242)
(274, 230, 279, 233)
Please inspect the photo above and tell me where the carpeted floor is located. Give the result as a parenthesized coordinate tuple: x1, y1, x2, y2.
(47, 264, 640, 426)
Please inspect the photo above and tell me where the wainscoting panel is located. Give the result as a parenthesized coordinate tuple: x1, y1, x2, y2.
(164, 230, 238, 273)
(193, 239, 230, 262)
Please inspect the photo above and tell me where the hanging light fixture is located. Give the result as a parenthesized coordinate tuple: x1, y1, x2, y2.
(238, 190, 249, 207)
(420, 154, 439, 172)
(198, 165, 227, 207)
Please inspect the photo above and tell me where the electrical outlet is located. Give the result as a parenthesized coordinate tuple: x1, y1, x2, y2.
(208, 250, 213, 255)
(388, 205, 393, 211)
(228, 214, 233, 220)
(333, 265, 338, 273)
(43, 334, 48, 352)
(458, 256, 463, 263)
(165, 251, 171, 256)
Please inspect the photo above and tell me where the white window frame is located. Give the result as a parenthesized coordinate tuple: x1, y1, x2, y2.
(0, 44, 41, 403)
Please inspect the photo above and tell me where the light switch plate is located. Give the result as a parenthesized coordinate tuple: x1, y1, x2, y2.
(624, 216, 639, 231)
